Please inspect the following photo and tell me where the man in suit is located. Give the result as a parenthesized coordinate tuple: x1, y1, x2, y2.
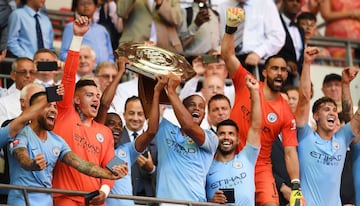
(278, 0, 305, 86)
(121, 96, 157, 200)
(116, 0, 183, 53)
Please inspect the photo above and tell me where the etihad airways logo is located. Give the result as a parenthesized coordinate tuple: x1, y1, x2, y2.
(210, 172, 247, 189)
(310, 151, 342, 166)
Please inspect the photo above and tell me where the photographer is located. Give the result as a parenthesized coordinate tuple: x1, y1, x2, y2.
(177, 0, 221, 60)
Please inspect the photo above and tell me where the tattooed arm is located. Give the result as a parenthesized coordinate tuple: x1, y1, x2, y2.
(341, 67, 359, 123)
(62, 151, 128, 180)
(12, 148, 46, 171)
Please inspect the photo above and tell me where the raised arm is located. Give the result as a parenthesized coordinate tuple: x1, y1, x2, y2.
(245, 75, 261, 147)
(295, 47, 319, 127)
(341, 67, 359, 123)
(221, 8, 243, 78)
(135, 75, 167, 152)
(9, 94, 48, 138)
(58, 16, 91, 109)
(167, 73, 206, 145)
(63, 151, 128, 180)
(95, 57, 128, 124)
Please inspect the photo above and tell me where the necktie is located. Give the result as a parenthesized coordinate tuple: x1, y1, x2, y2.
(34, 14, 44, 50)
(234, 1, 246, 53)
(132, 132, 138, 139)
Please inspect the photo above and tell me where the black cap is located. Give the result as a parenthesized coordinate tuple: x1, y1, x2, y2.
(323, 73, 341, 85)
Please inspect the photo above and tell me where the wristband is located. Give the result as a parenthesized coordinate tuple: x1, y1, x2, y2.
(225, 25, 237, 34)
(100, 184, 110, 198)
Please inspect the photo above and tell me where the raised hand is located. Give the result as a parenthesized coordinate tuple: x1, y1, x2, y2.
(154, 74, 169, 93)
(194, 9, 210, 27)
(245, 74, 259, 91)
(73, 16, 91, 36)
(116, 56, 130, 77)
(225, 7, 245, 34)
(303, 47, 320, 64)
(342, 66, 359, 84)
(167, 73, 181, 92)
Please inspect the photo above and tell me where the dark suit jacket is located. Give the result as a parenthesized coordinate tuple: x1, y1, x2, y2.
(278, 13, 305, 86)
(271, 136, 291, 206)
(119, 128, 158, 197)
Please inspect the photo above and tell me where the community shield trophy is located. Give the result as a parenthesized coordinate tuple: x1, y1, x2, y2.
(114, 43, 195, 117)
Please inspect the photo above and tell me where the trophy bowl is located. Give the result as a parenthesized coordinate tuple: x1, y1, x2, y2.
(114, 43, 195, 82)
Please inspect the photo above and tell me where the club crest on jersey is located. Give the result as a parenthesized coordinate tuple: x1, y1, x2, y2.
(233, 161, 243, 169)
(96, 133, 104, 143)
(267, 112, 278, 123)
(117, 149, 127, 158)
(332, 141, 340, 151)
(187, 138, 195, 145)
(52, 147, 60, 156)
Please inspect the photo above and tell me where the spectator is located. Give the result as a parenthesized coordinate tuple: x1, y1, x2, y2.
(319, 0, 360, 60)
(33, 48, 63, 87)
(278, 0, 305, 86)
(297, 12, 331, 59)
(0, 0, 16, 62)
(106, 75, 165, 206)
(94, 61, 118, 93)
(51, 16, 119, 205)
(7, 91, 127, 206)
(322, 73, 342, 112)
(177, 0, 220, 59)
(94, 56, 127, 124)
(155, 73, 218, 201)
(221, 8, 302, 205)
(97, 0, 123, 50)
(7, 0, 54, 58)
(76, 45, 97, 82)
(117, 0, 183, 53)
(180, 51, 234, 106)
(295, 46, 360, 206)
(113, 75, 139, 119)
(60, 0, 114, 64)
(206, 75, 261, 205)
(301, 0, 320, 14)
(120, 96, 157, 200)
(206, 94, 231, 133)
(0, 57, 36, 125)
(284, 86, 299, 114)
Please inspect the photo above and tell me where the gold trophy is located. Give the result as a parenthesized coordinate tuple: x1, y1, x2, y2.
(115, 43, 195, 117)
